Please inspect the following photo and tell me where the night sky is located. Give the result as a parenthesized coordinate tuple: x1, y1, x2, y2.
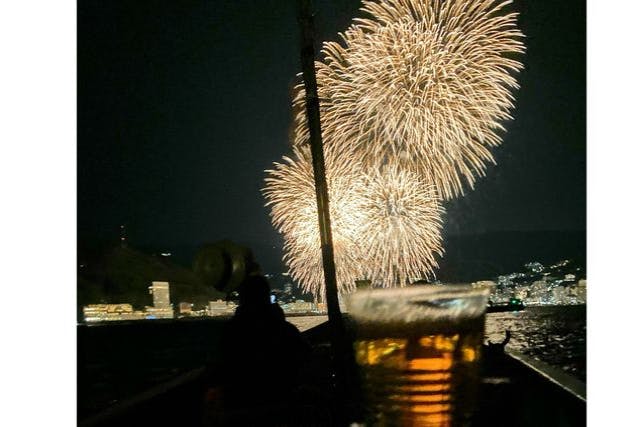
(78, 0, 586, 274)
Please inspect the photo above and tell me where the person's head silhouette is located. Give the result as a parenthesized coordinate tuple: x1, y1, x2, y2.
(238, 274, 271, 309)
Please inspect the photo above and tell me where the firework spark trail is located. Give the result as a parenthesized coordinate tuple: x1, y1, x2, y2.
(292, 0, 524, 200)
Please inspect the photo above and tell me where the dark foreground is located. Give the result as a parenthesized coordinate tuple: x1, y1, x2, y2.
(78, 316, 585, 426)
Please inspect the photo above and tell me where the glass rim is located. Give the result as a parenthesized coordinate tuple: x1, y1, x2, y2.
(347, 283, 490, 301)
(346, 284, 490, 324)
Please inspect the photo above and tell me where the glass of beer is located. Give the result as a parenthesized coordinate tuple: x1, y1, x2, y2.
(347, 285, 490, 426)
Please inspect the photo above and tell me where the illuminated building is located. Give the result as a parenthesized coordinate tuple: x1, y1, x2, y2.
(576, 280, 587, 304)
(83, 304, 146, 322)
(144, 306, 174, 319)
(190, 309, 207, 317)
(146, 281, 174, 319)
(207, 300, 237, 317)
(178, 302, 193, 316)
(552, 286, 568, 305)
(149, 281, 171, 307)
(282, 300, 316, 314)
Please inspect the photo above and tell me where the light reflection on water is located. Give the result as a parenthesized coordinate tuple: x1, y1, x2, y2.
(287, 315, 328, 332)
(485, 305, 586, 381)
(290, 305, 586, 382)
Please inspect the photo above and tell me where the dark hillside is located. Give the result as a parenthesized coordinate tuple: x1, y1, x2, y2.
(77, 245, 225, 317)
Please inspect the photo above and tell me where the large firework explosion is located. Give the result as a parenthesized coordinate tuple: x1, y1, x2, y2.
(292, 0, 524, 200)
(263, 148, 444, 298)
(265, 0, 523, 297)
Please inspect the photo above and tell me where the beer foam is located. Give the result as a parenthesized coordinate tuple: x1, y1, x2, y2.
(346, 285, 489, 325)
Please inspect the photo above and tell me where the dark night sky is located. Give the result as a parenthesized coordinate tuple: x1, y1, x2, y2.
(78, 0, 585, 273)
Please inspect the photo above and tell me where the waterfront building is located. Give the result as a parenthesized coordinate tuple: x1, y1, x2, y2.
(83, 304, 146, 322)
(149, 281, 171, 308)
(576, 279, 587, 304)
(178, 302, 193, 316)
(144, 306, 174, 319)
(283, 300, 316, 314)
(528, 280, 548, 305)
(207, 299, 237, 316)
(146, 281, 174, 318)
(551, 286, 568, 305)
(190, 309, 207, 317)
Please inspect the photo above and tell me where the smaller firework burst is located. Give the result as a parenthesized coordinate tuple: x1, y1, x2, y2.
(263, 147, 445, 298)
(263, 146, 368, 301)
(359, 164, 444, 287)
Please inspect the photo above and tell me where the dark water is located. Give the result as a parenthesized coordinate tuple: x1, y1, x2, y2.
(485, 305, 586, 381)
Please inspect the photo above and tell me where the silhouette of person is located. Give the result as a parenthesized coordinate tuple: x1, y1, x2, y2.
(486, 329, 511, 354)
(213, 274, 311, 423)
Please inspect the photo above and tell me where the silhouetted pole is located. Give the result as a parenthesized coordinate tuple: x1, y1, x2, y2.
(297, 0, 349, 403)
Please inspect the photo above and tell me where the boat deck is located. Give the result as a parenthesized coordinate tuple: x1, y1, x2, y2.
(79, 318, 585, 426)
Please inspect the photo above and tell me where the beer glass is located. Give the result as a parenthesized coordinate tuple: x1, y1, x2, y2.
(347, 285, 490, 426)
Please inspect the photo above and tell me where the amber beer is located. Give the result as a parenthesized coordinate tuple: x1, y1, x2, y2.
(347, 286, 489, 426)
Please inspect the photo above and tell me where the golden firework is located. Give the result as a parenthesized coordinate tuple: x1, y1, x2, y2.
(263, 149, 444, 297)
(264, 0, 524, 296)
(292, 0, 524, 199)
(359, 165, 444, 287)
(263, 146, 368, 300)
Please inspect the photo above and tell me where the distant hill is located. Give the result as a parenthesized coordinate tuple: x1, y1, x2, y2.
(77, 245, 225, 316)
(437, 230, 586, 282)
(77, 230, 586, 310)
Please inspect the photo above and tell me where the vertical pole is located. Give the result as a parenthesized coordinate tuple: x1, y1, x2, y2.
(297, 0, 349, 413)
(297, 0, 345, 340)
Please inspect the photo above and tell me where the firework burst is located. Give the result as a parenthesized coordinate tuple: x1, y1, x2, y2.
(264, 0, 524, 296)
(359, 165, 444, 287)
(263, 148, 444, 297)
(263, 146, 368, 300)
(292, 0, 524, 199)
